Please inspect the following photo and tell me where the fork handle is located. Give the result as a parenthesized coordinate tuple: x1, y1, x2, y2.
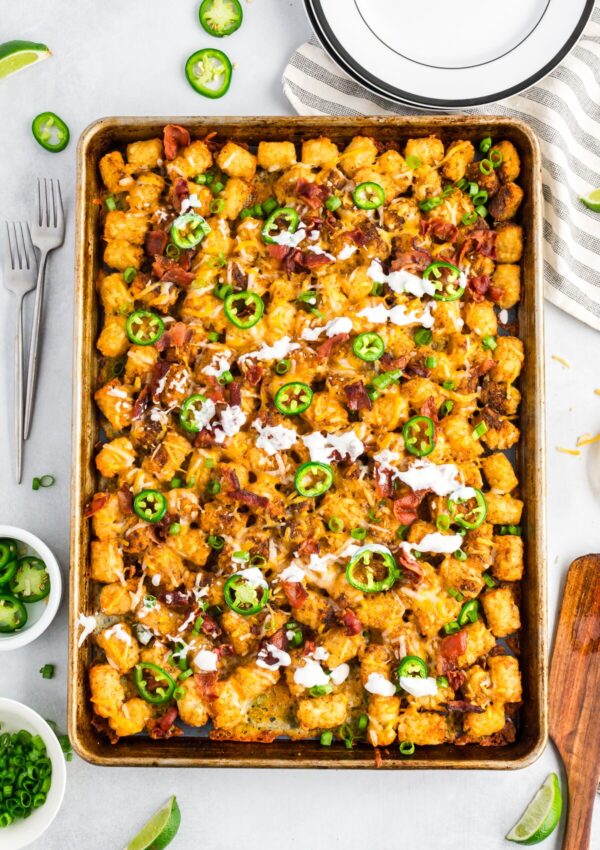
(14, 295, 25, 483)
(23, 249, 48, 439)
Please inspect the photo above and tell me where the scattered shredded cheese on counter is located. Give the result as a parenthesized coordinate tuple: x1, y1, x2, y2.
(551, 355, 570, 369)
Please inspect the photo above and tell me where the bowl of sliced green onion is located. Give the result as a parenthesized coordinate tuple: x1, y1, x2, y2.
(0, 698, 66, 848)
(0, 527, 62, 651)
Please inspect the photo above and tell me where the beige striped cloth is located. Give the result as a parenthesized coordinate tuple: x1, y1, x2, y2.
(283, 6, 600, 331)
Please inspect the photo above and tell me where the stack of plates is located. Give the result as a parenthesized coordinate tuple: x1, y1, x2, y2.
(305, 0, 594, 109)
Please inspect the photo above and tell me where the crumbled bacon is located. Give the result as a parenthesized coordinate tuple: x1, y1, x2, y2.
(444, 700, 485, 714)
(132, 386, 150, 421)
(344, 380, 372, 411)
(379, 352, 408, 370)
(145, 230, 168, 256)
(171, 177, 190, 213)
(340, 608, 363, 636)
(390, 246, 431, 273)
(296, 178, 329, 209)
(194, 429, 217, 448)
(392, 488, 429, 526)
(375, 467, 394, 500)
(268, 628, 289, 651)
(242, 362, 264, 385)
(267, 244, 291, 261)
(91, 713, 119, 744)
(283, 580, 308, 609)
(117, 484, 134, 515)
(446, 668, 466, 691)
(301, 251, 334, 269)
(392, 507, 417, 526)
(149, 360, 170, 403)
(149, 707, 182, 739)
(222, 468, 269, 510)
(151, 256, 195, 287)
(488, 284, 504, 303)
(159, 587, 194, 608)
(439, 629, 467, 661)
(468, 274, 490, 302)
(422, 219, 459, 243)
(154, 321, 192, 351)
(420, 395, 439, 423)
(163, 124, 190, 160)
(317, 332, 349, 359)
(229, 380, 242, 407)
(84, 492, 110, 518)
(297, 538, 318, 558)
(346, 223, 379, 247)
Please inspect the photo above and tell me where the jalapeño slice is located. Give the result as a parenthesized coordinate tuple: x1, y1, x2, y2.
(294, 461, 334, 498)
(397, 655, 428, 679)
(261, 207, 300, 245)
(185, 48, 232, 99)
(457, 599, 479, 627)
(134, 662, 177, 704)
(171, 212, 211, 249)
(448, 488, 487, 530)
(126, 310, 165, 346)
(133, 489, 167, 523)
(199, 0, 243, 36)
(346, 546, 398, 593)
(223, 291, 264, 328)
(180, 394, 211, 433)
(423, 261, 465, 302)
(32, 111, 70, 152)
(9, 556, 50, 602)
(0, 538, 18, 569)
(352, 332, 385, 362)
(0, 594, 28, 633)
(0, 559, 17, 586)
(353, 181, 385, 210)
(274, 382, 313, 416)
(224, 573, 269, 616)
(402, 415, 435, 457)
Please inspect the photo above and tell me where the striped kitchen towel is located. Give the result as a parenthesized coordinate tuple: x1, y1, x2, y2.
(283, 8, 600, 332)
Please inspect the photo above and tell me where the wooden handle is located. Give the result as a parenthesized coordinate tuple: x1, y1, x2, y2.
(549, 555, 600, 850)
(562, 768, 597, 850)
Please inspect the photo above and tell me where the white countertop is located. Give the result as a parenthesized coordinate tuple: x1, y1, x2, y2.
(0, 2, 598, 848)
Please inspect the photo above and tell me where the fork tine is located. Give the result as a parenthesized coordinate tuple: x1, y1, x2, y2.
(56, 178, 64, 223)
(50, 179, 57, 228)
(13, 222, 23, 269)
(36, 178, 42, 228)
(18, 222, 30, 270)
(44, 178, 50, 228)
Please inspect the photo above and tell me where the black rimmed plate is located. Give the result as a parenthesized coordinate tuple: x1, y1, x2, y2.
(305, 0, 594, 108)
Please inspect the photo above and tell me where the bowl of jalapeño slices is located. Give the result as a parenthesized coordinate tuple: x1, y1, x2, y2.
(0, 527, 62, 650)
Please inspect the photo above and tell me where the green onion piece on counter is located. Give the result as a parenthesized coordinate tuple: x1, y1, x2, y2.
(40, 664, 54, 679)
(32, 477, 40, 490)
(39, 475, 55, 488)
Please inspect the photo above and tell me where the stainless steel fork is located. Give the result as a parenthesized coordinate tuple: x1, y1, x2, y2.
(1, 222, 37, 482)
(24, 178, 65, 438)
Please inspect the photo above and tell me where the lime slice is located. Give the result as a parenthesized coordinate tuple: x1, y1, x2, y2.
(580, 187, 600, 212)
(0, 40, 51, 80)
(127, 796, 181, 850)
(506, 773, 562, 845)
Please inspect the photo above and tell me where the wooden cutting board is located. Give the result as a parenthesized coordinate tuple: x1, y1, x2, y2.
(549, 555, 600, 850)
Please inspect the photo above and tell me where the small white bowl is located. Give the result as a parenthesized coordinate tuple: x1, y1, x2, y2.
(0, 526, 62, 651)
(0, 698, 67, 849)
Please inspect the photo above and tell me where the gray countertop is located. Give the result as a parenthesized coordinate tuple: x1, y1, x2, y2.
(0, 2, 598, 848)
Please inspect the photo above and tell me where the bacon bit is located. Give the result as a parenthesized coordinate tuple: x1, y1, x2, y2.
(242, 362, 264, 386)
(317, 332, 349, 359)
(398, 549, 424, 579)
(283, 580, 308, 609)
(303, 640, 316, 657)
(159, 587, 194, 608)
(468, 274, 490, 302)
(215, 643, 233, 659)
(131, 387, 150, 422)
(346, 223, 378, 247)
(145, 230, 168, 257)
(91, 713, 119, 744)
(171, 177, 190, 213)
(444, 700, 485, 714)
(405, 358, 430, 379)
(229, 380, 242, 407)
(163, 124, 190, 160)
(390, 246, 431, 273)
(423, 219, 459, 243)
(301, 251, 334, 270)
(296, 178, 330, 209)
(420, 396, 439, 423)
(446, 668, 466, 691)
(551, 355, 570, 369)
(555, 446, 580, 456)
(375, 467, 394, 499)
(117, 484, 134, 515)
(439, 629, 467, 661)
(267, 628, 289, 652)
(374, 747, 383, 769)
(459, 230, 496, 266)
(151, 256, 195, 287)
(392, 508, 417, 525)
(201, 615, 221, 639)
(481, 405, 503, 431)
(267, 243, 291, 261)
(149, 708, 183, 740)
(340, 608, 362, 636)
(194, 429, 217, 448)
(155, 321, 192, 351)
(379, 352, 409, 370)
(488, 285, 503, 303)
(222, 468, 269, 510)
(149, 360, 170, 403)
(297, 538, 318, 558)
(344, 380, 372, 411)
(84, 492, 110, 518)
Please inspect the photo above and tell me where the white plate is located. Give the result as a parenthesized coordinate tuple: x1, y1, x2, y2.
(305, 0, 594, 107)
(0, 699, 67, 849)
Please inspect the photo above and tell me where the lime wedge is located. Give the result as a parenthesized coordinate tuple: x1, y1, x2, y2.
(127, 796, 181, 850)
(580, 187, 600, 212)
(506, 773, 562, 845)
(0, 40, 51, 80)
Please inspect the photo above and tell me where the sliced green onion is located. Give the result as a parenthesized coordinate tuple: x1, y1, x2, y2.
(444, 621, 460, 635)
(479, 137, 492, 153)
(105, 195, 117, 211)
(473, 189, 488, 206)
(325, 195, 341, 212)
(461, 211, 478, 226)
(168, 523, 181, 536)
(442, 380, 455, 390)
(40, 664, 54, 679)
(396, 524, 409, 540)
(479, 159, 493, 175)
(275, 359, 291, 375)
(218, 370, 234, 385)
(32, 477, 40, 491)
(350, 527, 366, 541)
(328, 517, 344, 533)
(170, 476, 183, 489)
(206, 481, 221, 496)
(482, 335, 497, 351)
(194, 174, 207, 184)
(320, 731, 333, 746)
(447, 587, 464, 601)
(212, 181, 225, 195)
(399, 742, 415, 756)
(207, 534, 225, 550)
(455, 178, 468, 191)
(370, 282, 384, 296)
(165, 242, 181, 260)
(123, 267, 137, 284)
(475, 205, 488, 218)
(497, 524, 522, 536)
(263, 197, 278, 215)
(357, 713, 369, 732)
(439, 400, 454, 418)
(490, 149, 503, 168)
(425, 355, 437, 369)
(467, 182, 479, 196)
(406, 155, 421, 170)
(413, 327, 432, 346)
(482, 571, 497, 588)
(210, 199, 225, 214)
(207, 331, 220, 342)
(472, 422, 488, 440)
(436, 514, 450, 532)
(436, 675, 449, 688)
(454, 549, 467, 562)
